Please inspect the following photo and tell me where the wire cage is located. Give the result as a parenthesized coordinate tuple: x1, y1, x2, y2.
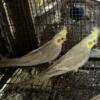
(0, 0, 100, 100)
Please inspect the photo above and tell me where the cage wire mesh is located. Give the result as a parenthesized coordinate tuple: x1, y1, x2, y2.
(0, 0, 100, 100)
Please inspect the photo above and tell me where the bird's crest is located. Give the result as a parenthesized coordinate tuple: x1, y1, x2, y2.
(91, 27, 100, 38)
(58, 26, 68, 37)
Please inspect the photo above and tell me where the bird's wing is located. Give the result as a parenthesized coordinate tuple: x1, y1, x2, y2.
(24, 40, 51, 57)
(40, 48, 89, 77)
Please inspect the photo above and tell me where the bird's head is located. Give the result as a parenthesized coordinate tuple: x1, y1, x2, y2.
(85, 27, 100, 49)
(53, 26, 67, 46)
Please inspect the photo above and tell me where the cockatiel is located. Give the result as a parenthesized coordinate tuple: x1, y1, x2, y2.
(11, 27, 99, 88)
(0, 26, 67, 67)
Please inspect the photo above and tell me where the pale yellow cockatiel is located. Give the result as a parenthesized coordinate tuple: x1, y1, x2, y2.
(0, 26, 67, 67)
(11, 27, 99, 89)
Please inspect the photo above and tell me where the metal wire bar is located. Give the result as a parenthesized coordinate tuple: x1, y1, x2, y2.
(0, 0, 100, 100)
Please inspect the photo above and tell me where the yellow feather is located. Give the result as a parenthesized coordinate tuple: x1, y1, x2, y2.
(59, 26, 68, 37)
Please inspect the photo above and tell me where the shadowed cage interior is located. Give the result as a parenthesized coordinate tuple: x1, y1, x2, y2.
(0, 0, 100, 100)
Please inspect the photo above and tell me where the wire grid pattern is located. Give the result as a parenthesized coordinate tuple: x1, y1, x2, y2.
(0, 0, 100, 100)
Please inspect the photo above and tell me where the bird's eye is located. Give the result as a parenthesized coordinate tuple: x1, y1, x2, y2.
(61, 37, 64, 40)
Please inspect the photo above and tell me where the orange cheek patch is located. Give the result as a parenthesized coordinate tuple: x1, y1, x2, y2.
(57, 39, 61, 43)
(88, 41, 93, 47)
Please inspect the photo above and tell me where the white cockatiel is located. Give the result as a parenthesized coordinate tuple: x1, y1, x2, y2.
(0, 26, 67, 67)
